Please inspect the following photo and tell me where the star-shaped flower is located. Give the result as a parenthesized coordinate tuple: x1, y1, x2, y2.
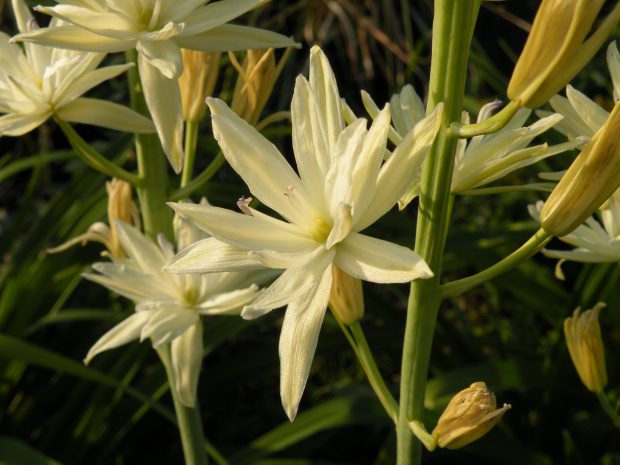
(12, 0, 297, 172)
(165, 46, 442, 420)
(1, 0, 154, 137)
(83, 214, 270, 407)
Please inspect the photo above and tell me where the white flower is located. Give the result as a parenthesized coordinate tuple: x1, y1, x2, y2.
(0, 0, 154, 137)
(165, 46, 441, 420)
(537, 42, 620, 141)
(83, 215, 269, 407)
(12, 0, 297, 172)
(529, 198, 620, 265)
(348, 87, 581, 209)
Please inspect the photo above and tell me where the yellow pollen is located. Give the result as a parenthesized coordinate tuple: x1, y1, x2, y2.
(311, 218, 331, 244)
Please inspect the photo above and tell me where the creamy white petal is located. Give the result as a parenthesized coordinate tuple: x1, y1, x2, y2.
(171, 321, 203, 407)
(206, 99, 315, 225)
(566, 85, 609, 134)
(0, 112, 48, 136)
(115, 221, 167, 272)
(83, 268, 165, 302)
(252, 245, 329, 269)
(548, 94, 595, 138)
(84, 311, 152, 364)
(355, 104, 443, 231)
(136, 37, 183, 79)
(308, 45, 343, 153)
(608, 42, 620, 102)
(335, 233, 433, 283)
(13, 25, 136, 53)
(197, 284, 260, 315)
(173, 24, 298, 52)
(180, 0, 266, 36)
(325, 202, 352, 249)
(291, 76, 330, 208)
(542, 248, 618, 262)
(241, 249, 335, 319)
(165, 237, 265, 273)
(138, 54, 184, 173)
(55, 63, 134, 107)
(57, 98, 156, 133)
(140, 307, 199, 347)
(279, 264, 333, 421)
(169, 202, 315, 253)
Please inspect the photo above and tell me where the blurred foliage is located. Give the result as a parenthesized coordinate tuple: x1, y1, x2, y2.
(1, 1, 620, 464)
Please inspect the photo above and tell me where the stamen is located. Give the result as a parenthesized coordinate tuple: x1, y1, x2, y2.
(237, 196, 253, 216)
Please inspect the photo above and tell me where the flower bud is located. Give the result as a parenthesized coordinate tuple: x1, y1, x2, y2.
(328, 265, 364, 325)
(178, 49, 221, 123)
(540, 99, 620, 236)
(564, 303, 607, 393)
(431, 382, 511, 450)
(230, 47, 291, 126)
(507, 0, 620, 109)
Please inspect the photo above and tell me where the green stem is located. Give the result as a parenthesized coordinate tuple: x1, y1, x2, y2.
(157, 345, 209, 465)
(596, 390, 620, 428)
(349, 321, 399, 424)
(440, 228, 551, 299)
(54, 117, 139, 185)
(396, 2, 481, 464)
(169, 152, 225, 202)
(125, 49, 173, 241)
(181, 121, 199, 189)
(449, 100, 521, 137)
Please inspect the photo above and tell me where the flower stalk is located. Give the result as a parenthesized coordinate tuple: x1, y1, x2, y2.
(397, 1, 481, 464)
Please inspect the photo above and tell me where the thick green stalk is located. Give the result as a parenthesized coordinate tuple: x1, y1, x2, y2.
(157, 345, 209, 465)
(126, 49, 173, 240)
(396, 2, 481, 464)
(181, 121, 199, 189)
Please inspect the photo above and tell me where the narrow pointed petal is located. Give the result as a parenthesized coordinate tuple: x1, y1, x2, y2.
(165, 237, 265, 273)
(140, 307, 199, 347)
(11, 0, 32, 33)
(13, 25, 136, 53)
(115, 221, 166, 272)
(252, 245, 329, 269)
(0, 112, 48, 136)
(181, 0, 266, 36)
(241, 249, 334, 319)
(279, 265, 333, 421)
(566, 85, 609, 133)
(308, 46, 344, 153)
(136, 38, 183, 79)
(198, 284, 261, 315)
(171, 321, 203, 407)
(57, 98, 156, 133)
(336, 233, 433, 283)
(206, 98, 313, 225)
(169, 202, 315, 253)
(174, 24, 298, 52)
(84, 311, 151, 364)
(325, 202, 352, 249)
(356, 104, 443, 231)
(138, 55, 184, 173)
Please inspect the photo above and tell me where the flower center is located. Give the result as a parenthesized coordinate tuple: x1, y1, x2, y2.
(310, 217, 331, 244)
(184, 286, 199, 305)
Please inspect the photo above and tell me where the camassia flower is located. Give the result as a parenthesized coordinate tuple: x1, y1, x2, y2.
(1, 0, 154, 137)
(165, 46, 441, 420)
(83, 216, 269, 407)
(13, 0, 297, 172)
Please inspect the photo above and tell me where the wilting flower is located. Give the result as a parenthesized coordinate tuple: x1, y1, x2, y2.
(0, 0, 154, 137)
(537, 42, 620, 141)
(230, 47, 292, 127)
(83, 215, 269, 407)
(540, 99, 620, 237)
(507, 0, 620, 109)
(165, 46, 441, 420)
(178, 49, 221, 123)
(564, 303, 608, 393)
(430, 382, 511, 450)
(13, 0, 298, 172)
(48, 178, 141, 258)
(348, 88, 580, 209)
(529, 197, 620, 267)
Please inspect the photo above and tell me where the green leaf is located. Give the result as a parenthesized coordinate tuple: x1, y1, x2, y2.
(0, 436, 62, 465)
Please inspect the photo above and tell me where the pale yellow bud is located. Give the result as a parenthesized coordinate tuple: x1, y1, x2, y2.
(541, 99, 620, 236)
(229, 47, 291, 126)
(431, 382, 511, 450)
(564, 303, 607, 393)
(508, 0, 620, 109)
(106, 179, 140, 257)
(328, 265, 364, 325)
(179, 49, 221, 123)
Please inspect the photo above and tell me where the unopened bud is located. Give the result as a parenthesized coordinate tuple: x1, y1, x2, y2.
(541, 100, 620, 236)
(431, 382, 511, 450)
(564, 303, 607, 393)
(508, 0, 619, 109)
(328, 265, 364, 325)
(179, 49, 221, 123)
